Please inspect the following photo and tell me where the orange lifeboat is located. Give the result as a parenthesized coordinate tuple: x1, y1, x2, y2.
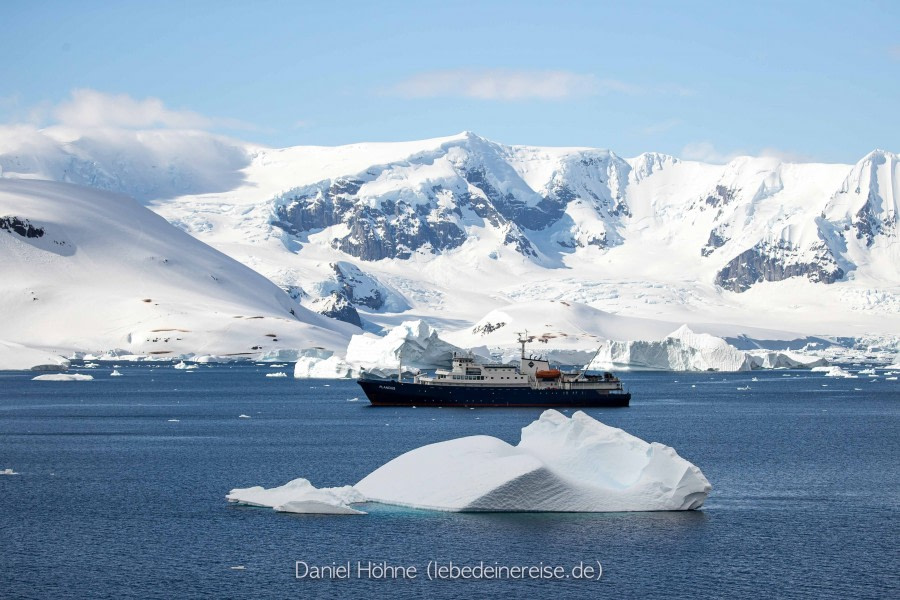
(535, 369, 561, 379)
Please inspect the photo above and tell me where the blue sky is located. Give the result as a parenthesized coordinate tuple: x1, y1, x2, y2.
(2, 0, 897, 162)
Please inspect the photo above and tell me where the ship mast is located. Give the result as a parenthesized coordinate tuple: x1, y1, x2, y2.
(517, 330, 528, 360)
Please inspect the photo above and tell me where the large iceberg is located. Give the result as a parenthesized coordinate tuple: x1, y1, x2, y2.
(590, 325, 753, 372)
(345, 320, 462, 371)
(293, 348, 357, 379)
(747, 351, 828, 369)
(356, 410, 710, 511)
(230, 410, 711, 514)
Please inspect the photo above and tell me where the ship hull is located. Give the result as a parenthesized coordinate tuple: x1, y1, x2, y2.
(357, 379, 630, 408)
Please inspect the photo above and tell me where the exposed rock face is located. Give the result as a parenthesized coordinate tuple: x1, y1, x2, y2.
(0, 216, 44, 238)
(270, 134, 631, 262)
(715, 240, 845, 292)
(329, 262, 388, 310)
(311, 291, 362, 327)
(703, 184, 735, 209)
(701, 228, 729, 257)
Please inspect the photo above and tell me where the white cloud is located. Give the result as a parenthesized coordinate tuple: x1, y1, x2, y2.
(385, 69, 640, 100)
(681, 142, 810, 164)
(32, 89, 260, 132)
(680, 142, 746, 164)
(53, 89, 213, 129)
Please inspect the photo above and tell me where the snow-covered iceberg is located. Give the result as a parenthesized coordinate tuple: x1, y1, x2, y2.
(356, 410, 710, 512)
(590, 325, 753, 372)
(747, 351, 828, 369)
(293, 348, 357, 379)
(227, 478, 366, 515)
(345, 320, 461, 370)
(812, 366, 857, 378)
(32, 373, 94, 381)
(230, 410, 711, 514)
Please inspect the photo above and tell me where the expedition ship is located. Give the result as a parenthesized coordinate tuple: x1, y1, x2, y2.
(357, 335, 630, 408)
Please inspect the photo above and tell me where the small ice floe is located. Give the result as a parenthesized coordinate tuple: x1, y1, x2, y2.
(347, 397, 359, 402)
(168, 419, 180, 422)
(737, 386, 751, 391)
(886, 376, 898, 381)
(858, 368, 876, 375)
(1, 468, 19, 476)
(238, 414, 251, 419)
(227, 478, 366, 515)
(230, 566, 246, 571)
(323, 384, 330, 387)
(269, 364, 287, 368)
(854, 388, 863, 391)
(817, 366, 857, 378)
(691, 384, 696, 388)
(265, 372, 288, 378)
(83, 362, 99, 368)
(822, 384, 829, 387)
(751, 377, 759, 382)
(32, 373, 94, 381)
(110, 370, 123, 377)
(174, 361, 198, 370)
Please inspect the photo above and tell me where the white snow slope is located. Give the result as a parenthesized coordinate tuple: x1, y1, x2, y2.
(0, 340, 69, 371)
(2, 128, 897, 342)
(0, 179, 357, 357)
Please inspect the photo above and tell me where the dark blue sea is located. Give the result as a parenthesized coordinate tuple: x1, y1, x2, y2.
(2, 363, 898, 599)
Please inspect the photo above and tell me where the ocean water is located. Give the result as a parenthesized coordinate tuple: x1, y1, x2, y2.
(1, 364, 898, 599)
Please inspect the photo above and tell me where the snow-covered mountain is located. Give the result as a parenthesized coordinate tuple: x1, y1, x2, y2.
(0, 179, 356, 358)
(1, 128, 897, 340)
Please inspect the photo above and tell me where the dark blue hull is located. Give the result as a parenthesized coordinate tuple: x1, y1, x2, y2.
(357, 379, 631, 408)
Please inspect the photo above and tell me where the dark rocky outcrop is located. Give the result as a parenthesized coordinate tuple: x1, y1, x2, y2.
(715, 241, 844, 292)
(1, 216, 44, 238)
(311, 291, 362, 327)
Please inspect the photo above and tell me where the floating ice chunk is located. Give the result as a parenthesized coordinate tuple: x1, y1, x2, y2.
(1, 468, 19, 475)
(238, 414, 251, 419)
(355, 410, 711, 512)
(346, 320, 461, 370)
(748, 351, 827, 369)
(814, 366, 857, 378)
(227, 478, 365, 515)
(32, 373, 94, 381)
(110, 369, 123, 377)
(293, 348, 357, 379)
(167, 419, 180, 422)
(886, 376, 898, 381)
(174, 361, 198, 370)
(265, 372, 288, 378)
(590, 326, 752, 372)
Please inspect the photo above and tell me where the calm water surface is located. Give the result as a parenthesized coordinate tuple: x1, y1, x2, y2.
(1, 364, 898, 599)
